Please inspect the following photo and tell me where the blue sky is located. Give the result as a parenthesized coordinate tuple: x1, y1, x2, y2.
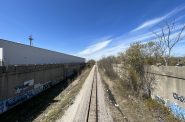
(0, 0, 185, 60)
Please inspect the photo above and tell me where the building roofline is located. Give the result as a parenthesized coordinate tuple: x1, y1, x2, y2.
(0, 39, 85, 60)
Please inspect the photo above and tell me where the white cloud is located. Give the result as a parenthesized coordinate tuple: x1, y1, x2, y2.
(76, 22, 185, 61)
(131, 5, 185, 32)
(89, 30, 185, 60)
(86, 43, 129, 60)
(132, 17, 165, 32)
(77, 39, 112, 57)
(76, 32, 156, 60)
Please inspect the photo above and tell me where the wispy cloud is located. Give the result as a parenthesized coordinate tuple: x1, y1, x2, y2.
(77, 39, 112, 57)
(76, 6, 185, 61)
(86, 43, 129, 60)
(76, 32, 154, 60)
(77, 23, 185, 60)
(131, 5, 185, 32)
(132, 17, 165, 32)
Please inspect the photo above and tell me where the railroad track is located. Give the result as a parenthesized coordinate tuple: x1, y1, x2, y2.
(86, 67, 98, 122)
(58, 65, 113, 122)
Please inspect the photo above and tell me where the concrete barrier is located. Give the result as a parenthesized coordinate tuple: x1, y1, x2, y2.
(113, 64, 185, 120)
(0, 63, 84, 114)
(146, 66, 185, 120)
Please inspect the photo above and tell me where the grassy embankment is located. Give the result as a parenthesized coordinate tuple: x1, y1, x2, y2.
(99, 68, 179, 122)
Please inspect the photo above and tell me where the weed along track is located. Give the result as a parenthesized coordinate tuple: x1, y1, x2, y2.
(86, 67, 98, 122)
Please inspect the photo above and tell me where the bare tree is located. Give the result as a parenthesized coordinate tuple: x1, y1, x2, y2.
(153, 20, 185, 65)
(154, 39, 167, 65)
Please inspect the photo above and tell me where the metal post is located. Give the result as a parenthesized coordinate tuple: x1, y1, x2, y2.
(28, 35, 33, 46)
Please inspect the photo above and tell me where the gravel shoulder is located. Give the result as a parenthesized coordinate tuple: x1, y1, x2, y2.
(96, 68, 113, 122)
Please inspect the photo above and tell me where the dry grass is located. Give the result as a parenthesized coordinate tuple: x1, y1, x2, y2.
(145, 98, 180, 122)
(99, 68, 179, 122)
(34, 67, 92, 122)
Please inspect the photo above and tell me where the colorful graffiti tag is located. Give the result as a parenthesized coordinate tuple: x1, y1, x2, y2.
(15, 79, 34, 94)
(0, 80, 56, 115)
(173, 92, 185, 103)
(154, 95, 166, 105)
(168, 102, 185, 120)
(154, 94, 185, 121)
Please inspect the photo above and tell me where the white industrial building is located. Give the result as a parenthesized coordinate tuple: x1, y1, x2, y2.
(0, 39, 85, 66)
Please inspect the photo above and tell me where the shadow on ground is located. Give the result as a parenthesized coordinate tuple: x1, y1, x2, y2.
(0, 71, 81, 122)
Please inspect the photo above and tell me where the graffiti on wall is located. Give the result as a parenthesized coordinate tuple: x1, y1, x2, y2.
(0, 80, 56, 114)
(43, 81, 52, 90)
(6, 90, 34, 107)
(0, 64, 82, 115)
(15, 79, 34, 94)
(154, 95, 166, 105)
(33, 83, 43, 95)
(173, 92, 185, 103)
(154, 94, 185, 121)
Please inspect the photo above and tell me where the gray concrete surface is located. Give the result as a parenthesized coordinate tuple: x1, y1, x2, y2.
(0, 63, 84, 114)
(149, 66, 185, 108)
(114, 64, 185, 109)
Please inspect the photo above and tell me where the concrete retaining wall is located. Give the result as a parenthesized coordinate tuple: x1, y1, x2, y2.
(0, 63, 84, 114)
(147, 66, 185, 120)
(113, 64, 185, 120)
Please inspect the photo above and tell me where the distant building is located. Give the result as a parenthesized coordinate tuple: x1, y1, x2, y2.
(0, 39, 85, 66)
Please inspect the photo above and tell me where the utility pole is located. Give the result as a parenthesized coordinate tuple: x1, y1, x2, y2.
(28, 35, 33, 46)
